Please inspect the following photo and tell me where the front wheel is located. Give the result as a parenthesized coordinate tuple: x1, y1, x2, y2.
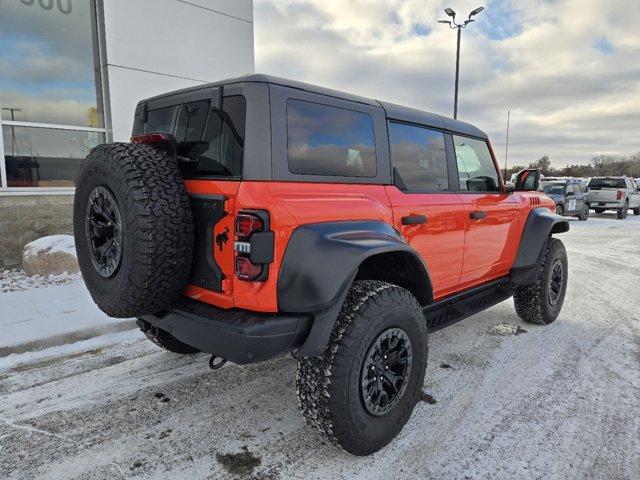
(514, 237, 568, 325)
(296, 281, 428, 456)
(555, 204, 564, 216)
(633, 205, 640, 215)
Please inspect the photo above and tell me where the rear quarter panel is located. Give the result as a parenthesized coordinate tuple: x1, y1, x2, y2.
(186, 181, 393, 313)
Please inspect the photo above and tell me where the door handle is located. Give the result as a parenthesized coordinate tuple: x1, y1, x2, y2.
(401, 214, 427, 225)
(469, 210, 487, 220)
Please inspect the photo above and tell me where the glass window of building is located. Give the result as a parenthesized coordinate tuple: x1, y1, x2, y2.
(0, 0, 105, 188)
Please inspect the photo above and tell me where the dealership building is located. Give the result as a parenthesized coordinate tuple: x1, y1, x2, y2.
(0, 0, 255, 268)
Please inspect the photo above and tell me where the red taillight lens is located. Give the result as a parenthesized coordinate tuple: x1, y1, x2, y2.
(617, 190, 623, 200)
(235, 214, 264, 238)
(235, 256, 262, 281)
(130, 132, 168, 144)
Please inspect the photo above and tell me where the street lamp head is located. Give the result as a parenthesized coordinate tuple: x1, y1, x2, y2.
(438, 20, 452, 25)
(444, 8, 456, 17)
(469, 6, 484, 16)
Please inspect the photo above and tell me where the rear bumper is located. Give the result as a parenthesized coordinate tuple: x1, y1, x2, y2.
(140, 297, 313, 365)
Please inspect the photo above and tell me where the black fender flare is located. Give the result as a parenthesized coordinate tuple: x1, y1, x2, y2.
(277, 220, 431, 356)
(510, 208, 569, 285)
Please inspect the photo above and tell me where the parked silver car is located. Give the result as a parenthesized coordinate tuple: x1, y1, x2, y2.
(588, 177, 640, 219)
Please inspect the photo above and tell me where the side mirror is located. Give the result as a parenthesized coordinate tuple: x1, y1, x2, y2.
(504, 182, 516, 193)
(515, 168, 541, 191)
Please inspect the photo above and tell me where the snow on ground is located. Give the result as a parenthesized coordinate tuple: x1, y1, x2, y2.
(0, 212, 639, 479)
(0, 275, 134, 354)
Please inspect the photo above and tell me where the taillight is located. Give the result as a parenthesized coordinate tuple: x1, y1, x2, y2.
(235, 213, 264, 239)
(233, 211, 273, 282)
(617, 190, 624, 200)
(130, 132, 177, 155)
(130, 132, 169, 144)
(235, 256, 263, 280)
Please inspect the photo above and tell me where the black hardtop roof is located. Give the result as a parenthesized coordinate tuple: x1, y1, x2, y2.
(140, 73, 487, 139)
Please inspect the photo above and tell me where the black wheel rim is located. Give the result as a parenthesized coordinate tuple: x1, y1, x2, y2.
(85, 186, 123, 278)
(360, 327, 413, 416)
(548, 259, 564, 306)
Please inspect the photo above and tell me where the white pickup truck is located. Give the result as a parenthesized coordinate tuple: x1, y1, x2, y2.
(588, 177, 640, 219)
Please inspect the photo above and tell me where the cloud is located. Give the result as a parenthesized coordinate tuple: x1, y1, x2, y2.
(254, 0, 640, 167)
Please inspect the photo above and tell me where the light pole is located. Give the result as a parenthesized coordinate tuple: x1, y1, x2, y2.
(438, 6, 484, 119)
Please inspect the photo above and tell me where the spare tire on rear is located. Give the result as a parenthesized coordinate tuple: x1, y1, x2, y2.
(73, 143, 194, 318)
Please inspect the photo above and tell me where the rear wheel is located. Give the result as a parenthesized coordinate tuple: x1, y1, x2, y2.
(137, 319, 200, 354)
(617, 200, 629, 219)
(577, 204, 589, 221)
(296, 281, 428, 456)
(514, 237, 568, 325)
(633, 205, 640, 215)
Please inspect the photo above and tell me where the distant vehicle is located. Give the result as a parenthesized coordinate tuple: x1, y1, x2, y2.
(588, 177, 640, 219)
(540, 179, 590, 220)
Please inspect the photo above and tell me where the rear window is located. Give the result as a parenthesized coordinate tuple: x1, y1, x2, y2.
(286, 99, 376, 177)
(135, 96, 246, 178)
(588, 177, 626, 188)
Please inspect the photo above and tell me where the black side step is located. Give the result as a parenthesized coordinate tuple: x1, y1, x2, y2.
(423, 278, 513, 331)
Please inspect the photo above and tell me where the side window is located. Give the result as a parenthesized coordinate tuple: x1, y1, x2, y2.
(287, 99, 376, 177)
(388, 122, 449, 191)
(566, 184, 574, 195)
(453, 135, 500, 192)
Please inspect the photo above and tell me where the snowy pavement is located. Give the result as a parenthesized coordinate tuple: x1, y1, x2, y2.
(0, 277, 134, 358)
(1, 212, 639, 479)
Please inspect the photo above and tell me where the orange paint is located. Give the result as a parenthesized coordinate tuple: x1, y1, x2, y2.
(183, 178, 552, 313)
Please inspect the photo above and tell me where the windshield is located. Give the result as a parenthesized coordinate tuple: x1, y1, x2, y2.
(541, 183, 565, 195)
(588, 177, 626, 188)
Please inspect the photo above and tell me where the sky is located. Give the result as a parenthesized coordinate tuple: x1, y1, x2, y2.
(253, 0, 640, 168)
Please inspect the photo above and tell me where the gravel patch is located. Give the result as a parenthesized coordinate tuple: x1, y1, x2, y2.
(487, 323, 528, 336)
(0, 269, 81, 293)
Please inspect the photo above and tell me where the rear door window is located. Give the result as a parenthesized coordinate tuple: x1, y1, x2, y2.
(388, 122, 449, 191)
(452, 135, 500, 192)
(286, 99, 376, 177)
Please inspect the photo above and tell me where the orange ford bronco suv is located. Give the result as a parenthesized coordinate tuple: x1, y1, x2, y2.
(74, 74, 569, 455)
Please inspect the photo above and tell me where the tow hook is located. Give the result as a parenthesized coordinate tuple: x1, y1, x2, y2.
(208, 356, 227, 370)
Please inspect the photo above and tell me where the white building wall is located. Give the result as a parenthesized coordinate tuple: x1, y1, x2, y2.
(99, 0, 254, 141)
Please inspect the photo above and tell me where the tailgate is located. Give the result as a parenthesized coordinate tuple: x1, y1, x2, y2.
(589, 188, 618, 202)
